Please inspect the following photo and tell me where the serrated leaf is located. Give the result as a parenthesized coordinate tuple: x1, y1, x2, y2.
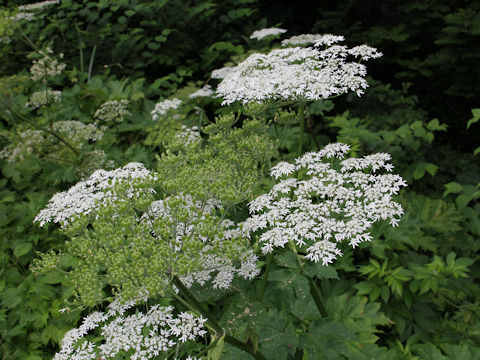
(274, 252, 299, 269)
(303, 262, 339, 279)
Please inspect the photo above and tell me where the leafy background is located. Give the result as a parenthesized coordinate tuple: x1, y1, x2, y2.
(1, 0, 479, 359)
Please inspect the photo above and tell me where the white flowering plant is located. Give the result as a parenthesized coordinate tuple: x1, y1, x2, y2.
(29, 32, 415, 360)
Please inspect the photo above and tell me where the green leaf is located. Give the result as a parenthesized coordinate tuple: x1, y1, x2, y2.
(274, 252, 299, 269)
(303, 262, 339, 279)
(13, 242, 32, 258)
(466, 108, 480, 129)
(443, 181, 463, 196)
(427, 118, 447, 131)
(207, 335, 225, 360)
(308, 99, 334, 116)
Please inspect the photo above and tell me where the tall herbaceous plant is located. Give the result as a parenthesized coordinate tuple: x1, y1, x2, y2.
(33, 30, 406, 359)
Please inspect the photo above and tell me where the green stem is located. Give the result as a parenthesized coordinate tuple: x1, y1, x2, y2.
(258, 253, 274, 302)
(8, 106, 80, 156)
(172, 276, 267, 360)
(289, 239, 328, 317)
(308, 277, 328, 317)
(196, 335, 221, 357)
(225, 334, 267, 360)
(172, 276, 223, 335)
(87, 44, 96, 83)
(297, 102, 305, 156)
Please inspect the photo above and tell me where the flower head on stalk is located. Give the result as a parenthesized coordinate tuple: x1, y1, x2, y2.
(54, 292, 206, 360)
(242, 143, 407, 265)
(250, 27, 287, 40)
(215, 35, 382, 105)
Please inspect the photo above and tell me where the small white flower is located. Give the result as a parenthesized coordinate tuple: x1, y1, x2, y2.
(270, 161, 296, 179)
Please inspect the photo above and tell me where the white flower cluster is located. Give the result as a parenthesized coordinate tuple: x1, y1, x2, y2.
(9, 11, 35, 21)
(282, 33, 344, 46)
(94, 99, 131, 124)
(168, 125, 201, 149)
(34, 163, 157, 227)
(0, 129, 44, 162)
(151, 98, 182, 120)
(250, 27, 287, 40)
(30, 48, 66, 82)
(52, 120, 105, 145)
(25, 89, 62, 108)
(211, 66, 234, 80)
(189, 84, 214, 99)
(242, 143, 407, 265)
(54, 295, 206, 360)
(215, 37, 382, 105)
(9, 1, 60, 23)
(143, 194, 260, 289)
(18, 0, 60, 11)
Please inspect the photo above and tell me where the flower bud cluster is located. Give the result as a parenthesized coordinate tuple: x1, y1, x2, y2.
(0, 129, 44, 162)
(34, 162, 157, 227)
(165, 125, 201, 152)
(25, 89, 62, 108)
(54, 294, 206, 360)
(250, 27, 287, 40)
(215, 35, 382, 104)
(78, 150, 114, 179)
(52, 120, 105, 146)
(94, 99, 131, 124)
(242, 143, 407, 265)
(151, 98, 182, 120)
(30, 48, 66, 82)
(143, 194, 259, 290)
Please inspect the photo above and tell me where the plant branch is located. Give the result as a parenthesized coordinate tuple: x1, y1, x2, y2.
(258, 252, 273, 302)
(172, 276, 267, 360)
(308, 277, 328, 317)
(8, 106, 80, 155)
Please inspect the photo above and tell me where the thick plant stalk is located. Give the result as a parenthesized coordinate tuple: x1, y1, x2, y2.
(258, 252, 274, 302)
(172, 276, 267, 360)
(8, 106, 80, 156)
(308, 277, 328, 317)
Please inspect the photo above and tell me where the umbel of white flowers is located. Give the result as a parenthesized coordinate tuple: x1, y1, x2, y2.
(242, 143, 407, 265)
(215, 34, 382, 105)
(54, 292, 206, 360)
(151, 98, 182, 120)
(250, 27, 287, 40)
(34, 162, 157, 227)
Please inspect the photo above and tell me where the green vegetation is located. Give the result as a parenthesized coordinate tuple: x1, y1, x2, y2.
(1, 1, 479, 359)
